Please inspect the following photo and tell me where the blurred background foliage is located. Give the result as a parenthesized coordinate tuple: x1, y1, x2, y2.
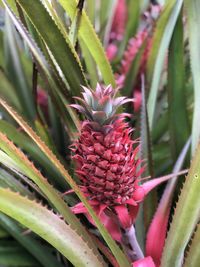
(0, 0, 199, 266)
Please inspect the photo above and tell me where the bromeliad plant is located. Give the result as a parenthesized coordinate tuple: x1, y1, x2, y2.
(0, 0, 200, 267)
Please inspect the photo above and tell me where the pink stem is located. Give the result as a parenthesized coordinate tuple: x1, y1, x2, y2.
(124, 225, 144, 261)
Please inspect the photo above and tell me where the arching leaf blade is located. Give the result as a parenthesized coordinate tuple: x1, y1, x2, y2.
(58, 0, 116, 87)
(0, 120, 66, 189)
(167, 12, 190, 160)
(2, 0, 80, 136)
(0, 213, 63, 267)
(147, 0, 183, 130)
(184, 0, 200, 155)
(16, 0, 87, 95)
(184, 223, 200, 267)
(0, 188, 106, 267)
(161, 143, 200, 266)
(0, 241, 39, 267)
(4, 12, 36, 121)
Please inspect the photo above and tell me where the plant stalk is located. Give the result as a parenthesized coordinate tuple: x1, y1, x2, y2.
(124, 225, 144, 261)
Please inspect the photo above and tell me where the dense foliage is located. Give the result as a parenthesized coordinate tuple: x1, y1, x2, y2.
(0, 0, 200, 266)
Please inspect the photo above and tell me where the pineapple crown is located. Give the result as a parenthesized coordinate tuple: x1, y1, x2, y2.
(71, 83, 132, 125)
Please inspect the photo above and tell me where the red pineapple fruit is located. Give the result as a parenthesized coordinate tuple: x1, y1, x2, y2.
(70, 84, 181, 244)
(117, 29, 151, 112)
(106, 0, 127, 61)
(115, 4, 162, 111)
(110, 0, 127, 41)
(71, 84, 145, 240)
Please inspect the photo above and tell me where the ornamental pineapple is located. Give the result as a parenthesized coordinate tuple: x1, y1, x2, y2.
(71, 84, 143, 208)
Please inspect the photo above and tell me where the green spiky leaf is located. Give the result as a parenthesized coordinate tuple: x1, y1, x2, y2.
(167, 12, 190, 160)
(184, 223, 200, 267)
(185, 0, 200, 155)
(0, 213, 63, 267)
(58, 0, 116, 87)
(161, 143, 200, 266)
(0, 188, 106, 267)
(15, 0, 87, 95)
(147, 0, 183, 130)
